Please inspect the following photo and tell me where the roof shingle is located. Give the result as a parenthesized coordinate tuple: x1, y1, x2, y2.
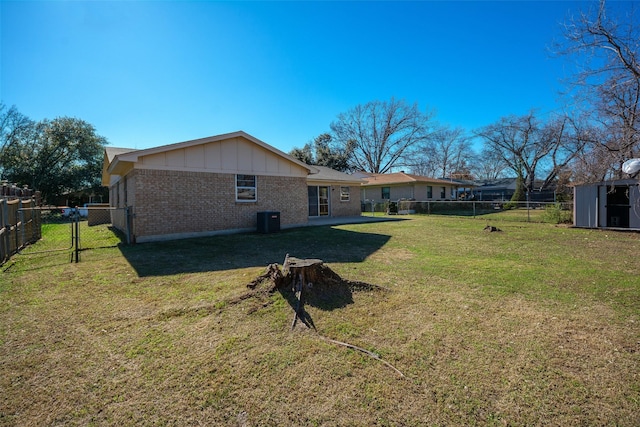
(361, 172, 456, 186)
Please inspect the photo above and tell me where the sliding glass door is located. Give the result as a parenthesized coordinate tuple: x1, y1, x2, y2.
(308, 186, 330, 217)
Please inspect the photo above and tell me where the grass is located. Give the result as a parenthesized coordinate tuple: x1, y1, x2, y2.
(1, 214, 639, 426)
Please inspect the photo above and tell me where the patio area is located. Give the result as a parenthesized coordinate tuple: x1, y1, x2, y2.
(302, 215, 408, 228)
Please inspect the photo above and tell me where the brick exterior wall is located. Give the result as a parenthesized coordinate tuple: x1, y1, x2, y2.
(128, 169, 308, 241)
(328, 185, 362, 217)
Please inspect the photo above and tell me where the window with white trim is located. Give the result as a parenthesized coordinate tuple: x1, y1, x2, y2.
(381, 187, 390, 200)
(236, 174, 257, 202)
(340, 186, 350, 201)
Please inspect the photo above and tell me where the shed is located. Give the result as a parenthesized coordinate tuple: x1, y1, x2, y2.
(573, 180, 640, 230)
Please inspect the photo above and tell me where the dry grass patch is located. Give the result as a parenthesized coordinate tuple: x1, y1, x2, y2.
(1, 216, 639, 425)
(367, 247, 414, 264)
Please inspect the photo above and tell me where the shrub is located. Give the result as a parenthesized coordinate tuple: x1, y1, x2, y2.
(543, 203, 572, 224)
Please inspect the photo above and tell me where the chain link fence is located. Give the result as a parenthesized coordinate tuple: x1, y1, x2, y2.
(361, 200, 574, 224)
(2, 205, 130, 267)
(3, 197, 572, 268)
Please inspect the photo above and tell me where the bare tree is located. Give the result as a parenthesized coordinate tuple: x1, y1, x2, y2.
(558, 0, 640, 176)
(420, 127, 473, 178)
(571, 140, 618, 183)
(475, 112, 586, 192)
(407, 158, 436, 177)
(330, 98, 435, 174)
(470, 147, 509, 181)
(538, 115, 590, 189)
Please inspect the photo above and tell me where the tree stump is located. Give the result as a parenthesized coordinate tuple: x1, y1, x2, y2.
(284, 256, 325, 329)
(284, 256, 324, 286)
(244, 254, 384, 327)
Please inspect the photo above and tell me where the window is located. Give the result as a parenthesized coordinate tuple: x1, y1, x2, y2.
(340, 186, 350, 201)
(236, 174, 256, 202)
(427, 186, 432, 199)
(381, 187, 390, 200)
(441, 187, 446, 199)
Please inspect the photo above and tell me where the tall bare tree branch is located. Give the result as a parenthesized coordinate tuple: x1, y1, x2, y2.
(330, 98, 435, 174)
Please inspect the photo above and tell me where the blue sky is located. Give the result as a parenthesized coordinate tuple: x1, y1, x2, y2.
(0, 0, 606, 153)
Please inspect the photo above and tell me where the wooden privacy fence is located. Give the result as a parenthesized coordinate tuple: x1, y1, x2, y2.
(0, 198, 41, 265)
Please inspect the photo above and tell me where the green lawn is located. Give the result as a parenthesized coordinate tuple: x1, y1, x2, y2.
(1, 215, 638, 426)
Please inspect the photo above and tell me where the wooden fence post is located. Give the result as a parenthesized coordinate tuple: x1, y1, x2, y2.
(0, 188, 40, 265)
(0, 199, 7, 264)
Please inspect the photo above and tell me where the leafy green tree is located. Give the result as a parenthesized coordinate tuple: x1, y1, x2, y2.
(0, 103, 33, 178)
(289, 144, 313, 165)
(1, 116, 108, 204)
(511, 174, 526, 202)
(290, 133, 353, 172)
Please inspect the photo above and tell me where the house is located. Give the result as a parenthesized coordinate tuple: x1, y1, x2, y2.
(360, 172, 460, 203)
(306, 166, 363, 218)
(471, 178, 560, 202)
(102, 131, 362, 243)
(573, 180, 640, 230)
(471, 178, 518, 201)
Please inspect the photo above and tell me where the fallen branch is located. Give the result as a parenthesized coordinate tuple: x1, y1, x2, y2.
(318, 335, 405, 378)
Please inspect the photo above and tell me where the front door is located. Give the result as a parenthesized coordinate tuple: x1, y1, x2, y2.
(308, 186, 330, 217)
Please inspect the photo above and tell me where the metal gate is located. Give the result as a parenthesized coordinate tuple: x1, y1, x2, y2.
(3, 206, 130, 266)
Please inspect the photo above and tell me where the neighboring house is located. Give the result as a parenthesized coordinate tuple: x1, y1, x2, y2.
(102, 131, 362, 243)
(573, 180, 640, 230)
(471, 178, 518, 201)
(471, 178, 561, 202)
(360, 172, 460, 203)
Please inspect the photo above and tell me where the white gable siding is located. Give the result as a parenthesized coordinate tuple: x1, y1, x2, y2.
(166, 149, 185, 167)
(252, 148, 267, 173)
(220, 140, 236, 170)
(136, 136, 307, 177)
(266, 155, 279, 174)
(185, 145, 205, 168)
(204, 142, 222, 170)
(142, 152, 167, 166)
(237, 138, 253, 171)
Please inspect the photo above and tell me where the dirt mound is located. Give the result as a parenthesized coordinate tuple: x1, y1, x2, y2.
(246, 259, 382, 295)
